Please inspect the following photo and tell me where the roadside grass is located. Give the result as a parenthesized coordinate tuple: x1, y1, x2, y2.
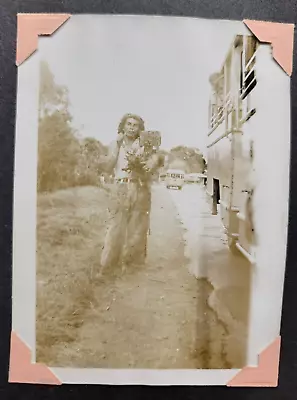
(36, 185, 116, 364)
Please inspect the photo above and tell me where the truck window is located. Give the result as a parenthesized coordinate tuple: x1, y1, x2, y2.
(241, 36, 258, 99)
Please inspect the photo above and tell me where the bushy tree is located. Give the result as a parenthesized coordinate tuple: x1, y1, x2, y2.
(37, 62, 81, 192)
(169, 146, 205, 173)
(75, 137, 108, 186)
(38, 112, 81, 192)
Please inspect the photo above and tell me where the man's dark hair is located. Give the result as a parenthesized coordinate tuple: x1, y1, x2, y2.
(117, 113, 145, 136)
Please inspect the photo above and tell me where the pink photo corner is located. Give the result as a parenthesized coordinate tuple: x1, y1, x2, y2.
(9, 331, 61, 385)
(16, 13, 71, 66)
(243, 19, 294, 76)
(11, 14, 291, 386)
(227, 337, 281, 387)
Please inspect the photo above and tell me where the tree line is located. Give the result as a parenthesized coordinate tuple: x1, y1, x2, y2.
(37, 61, 109, 192)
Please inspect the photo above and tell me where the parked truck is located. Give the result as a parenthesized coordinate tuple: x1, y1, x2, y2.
(206, 34, 273, 263)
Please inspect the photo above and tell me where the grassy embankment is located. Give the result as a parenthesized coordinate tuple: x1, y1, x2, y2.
(36, 185, 116, 363)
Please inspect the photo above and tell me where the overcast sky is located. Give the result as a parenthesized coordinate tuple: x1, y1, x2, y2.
(38, 15, 247, 154)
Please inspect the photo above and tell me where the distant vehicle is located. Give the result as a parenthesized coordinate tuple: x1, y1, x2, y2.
(185, 173, 198, 183)
(185, 173, 205, 184)
(165, 169, 185, 190)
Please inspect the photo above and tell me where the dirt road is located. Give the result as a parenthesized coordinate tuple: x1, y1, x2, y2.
(48, 184, 230, 369)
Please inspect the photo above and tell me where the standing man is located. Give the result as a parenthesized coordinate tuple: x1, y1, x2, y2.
(100, 113, 164, 274)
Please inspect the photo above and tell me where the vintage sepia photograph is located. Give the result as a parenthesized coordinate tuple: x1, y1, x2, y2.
(12, 14, 290, 384)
